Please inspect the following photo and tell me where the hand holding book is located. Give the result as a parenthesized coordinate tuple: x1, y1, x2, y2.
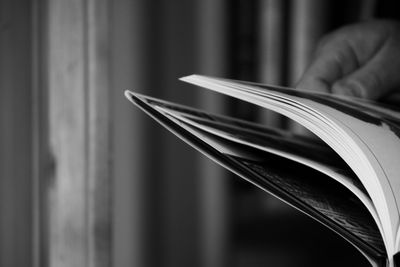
(125, 73, 400, 266)
(125, 21, 400, 267)
(296, 20, 400, 100)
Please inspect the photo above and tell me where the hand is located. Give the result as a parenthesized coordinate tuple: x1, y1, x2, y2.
(296, 20, 400, 100)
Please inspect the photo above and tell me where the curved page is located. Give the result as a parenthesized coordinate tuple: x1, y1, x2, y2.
(152, 103, 381, 232)
(180, 75, 400, 258)
(124, 91, 386, 263)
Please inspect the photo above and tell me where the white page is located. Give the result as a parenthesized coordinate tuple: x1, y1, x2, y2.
(181, 75, 400, 257)
(126, 90, 387, 265)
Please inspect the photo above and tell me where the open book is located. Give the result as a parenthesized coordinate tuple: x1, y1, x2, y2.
(125, 75, 400, 267)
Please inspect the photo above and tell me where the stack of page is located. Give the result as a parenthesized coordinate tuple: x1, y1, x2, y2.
(125, 75, 400, 267)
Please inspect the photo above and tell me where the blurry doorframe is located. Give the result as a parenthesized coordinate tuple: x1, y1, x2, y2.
(45, 0, 112, 266)
(33, 0, 112, 266)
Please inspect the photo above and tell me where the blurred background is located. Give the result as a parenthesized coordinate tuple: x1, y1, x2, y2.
(1, 0, 400, 266)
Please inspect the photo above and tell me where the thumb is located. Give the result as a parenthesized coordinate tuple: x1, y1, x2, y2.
(331, 42, 400, 99)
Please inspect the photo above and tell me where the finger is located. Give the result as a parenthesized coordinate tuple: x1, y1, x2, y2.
(296, 41, 359, 93)
(332, 40, 400, 99)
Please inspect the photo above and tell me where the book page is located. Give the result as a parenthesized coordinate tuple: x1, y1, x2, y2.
(180, 75, 400, 256)
(147, 97, 381, 230)
(125, 90, 386, 262)
(238, 157, 384, 253)
(184, 124, 385, 254)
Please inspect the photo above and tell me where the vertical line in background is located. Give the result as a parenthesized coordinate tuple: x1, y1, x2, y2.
(111, 1, 147, 267)
(258, 0, 285, 85)
(360, 0, 376, 19)
(288, 0, 328, 86)
(258, 0, 288, 128)
(286, 0, 329, 132)
(83, 1, 90, 267)
(0, 1, 33, 266)
(87, 0, 112, 266)
(198, 1, 229, 266)
(32, 0, 42, 266)
(256, 0, 294, 214)
(141, 3, 167, 266)
(159, 1, 203, 266)
(34, 1, 51, 266)
(45, 0, 113, 265)
(47, 0, 88, 265)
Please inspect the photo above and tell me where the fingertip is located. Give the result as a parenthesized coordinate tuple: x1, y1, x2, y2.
(296, 77, 330, 94)
(331, 80, 367, 98)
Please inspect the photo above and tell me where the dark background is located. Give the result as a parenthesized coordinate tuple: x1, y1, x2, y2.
(1, 0, 400, 267)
